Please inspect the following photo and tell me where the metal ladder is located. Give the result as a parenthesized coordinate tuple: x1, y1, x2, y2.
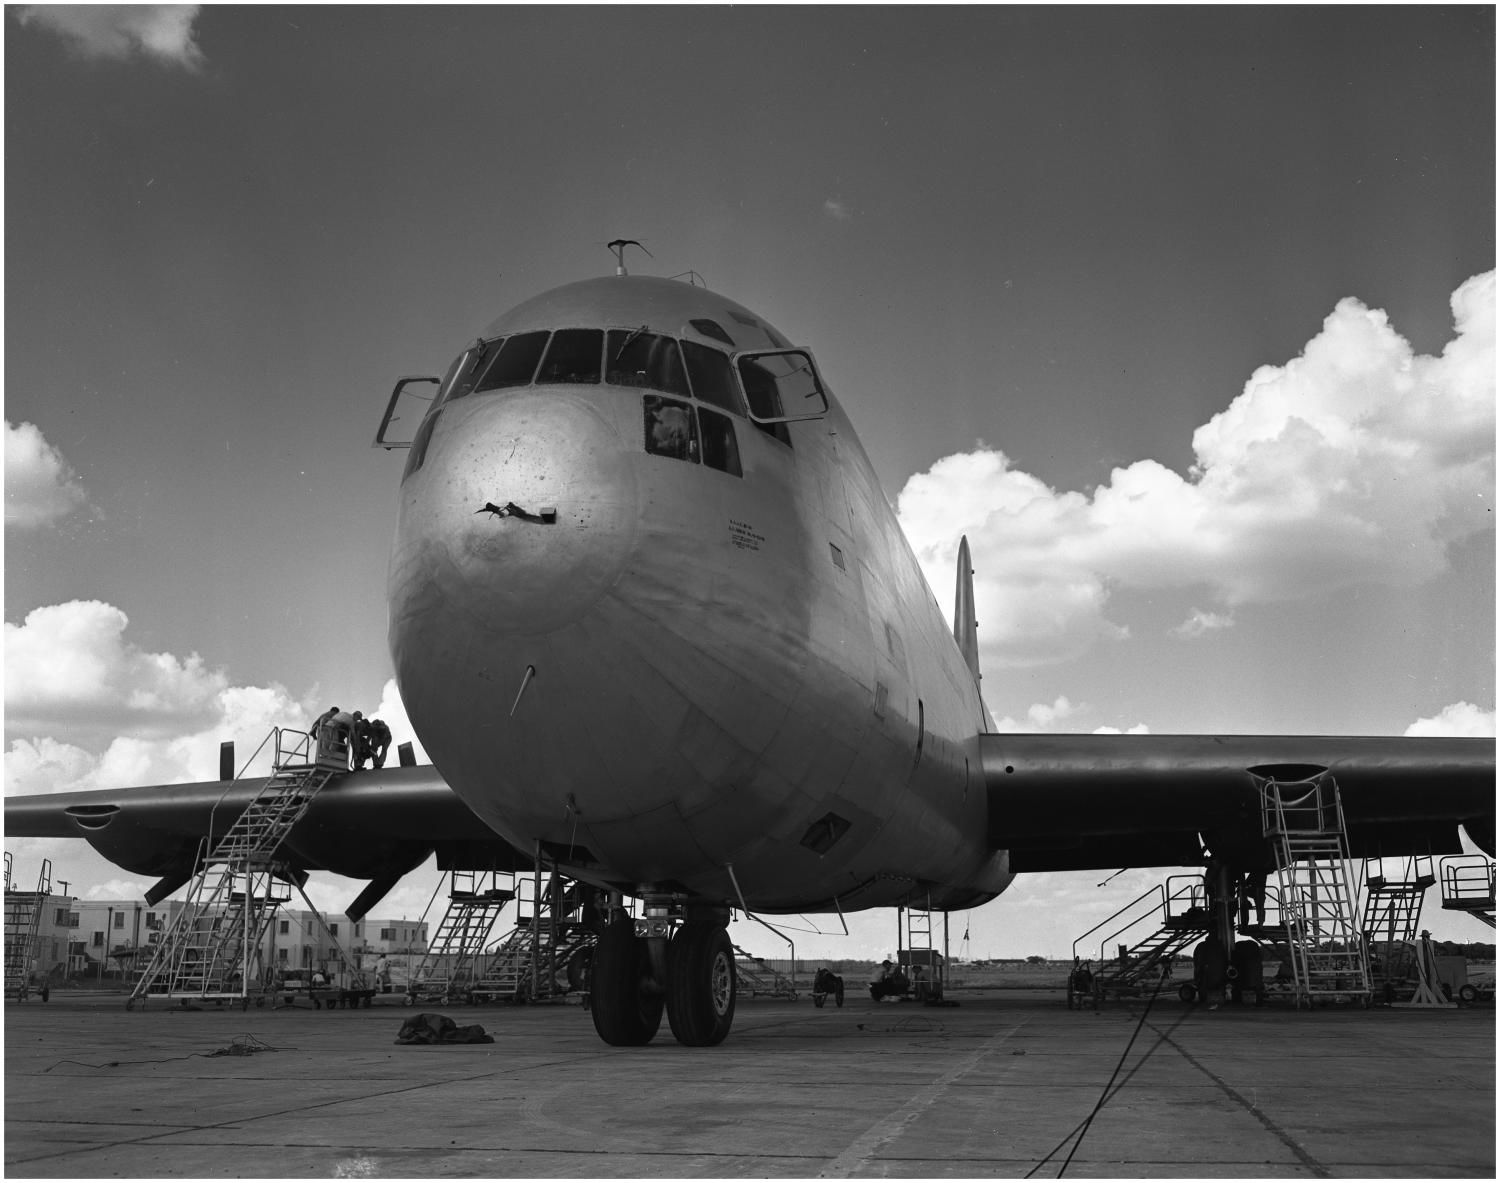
(4, 855, 53, 1000)
(1077, 875, 1209, 1000)
(406, 870, 514, 1004)
(130, 727, 346, 1008)
(1257, 771, 1371, 1008)
(899, 892, 947, 1002)
(472, 873, 597, 1003)
(1439, 855, 1496, 928)
(1360, 855, 1436, 998)
(1361, 855, 1435, 943)
(732, 946, 798, 998)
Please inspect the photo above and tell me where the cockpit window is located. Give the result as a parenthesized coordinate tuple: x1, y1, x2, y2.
(737, 356, 793, 446)
(448, 337, 503, 402)
(681, 340, 743, 415)
(476, 331, 549, 391)
(606, 329, 689, 396)
(689, 318, 736, 347)
(643, 396, 699, 462)
(537, 329, 603, 385)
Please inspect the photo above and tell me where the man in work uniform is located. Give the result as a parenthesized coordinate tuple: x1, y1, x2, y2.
(368, 718, 393, 768)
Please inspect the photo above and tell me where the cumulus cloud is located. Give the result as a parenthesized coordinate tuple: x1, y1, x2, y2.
(1170, 609, 1234, 640)
(1091, 723, 1152, 735)
(823, 198, 852, 221)
(14, 5, 205, 69)
(993, 695, 1079, 732)
(898, 271, 1495, 667)
(5, 420, 91, 529)
(4, 600, 433, 800)
(1404, 702, 1496, 738)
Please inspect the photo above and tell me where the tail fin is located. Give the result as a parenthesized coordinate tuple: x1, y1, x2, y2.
(954, 536, 981, 686)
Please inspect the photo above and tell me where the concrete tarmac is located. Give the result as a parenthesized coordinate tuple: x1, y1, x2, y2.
(4, 989, 1493, 1178)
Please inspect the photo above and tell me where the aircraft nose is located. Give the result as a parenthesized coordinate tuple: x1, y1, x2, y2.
(390, 391, 638, 636)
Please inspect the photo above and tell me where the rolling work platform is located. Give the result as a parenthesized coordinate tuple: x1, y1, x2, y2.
(733, 946, 798, 998)
(406, 870, 514, 1005)
(472, 872, 597, 1003)
(1075, 874, 1209, 1001)
(4, 855, 53, 1002)
(1257, 770, 1371, 1008)
(897, 892, 950, 1003)
(130, 726, 361, 1009)
(1439, 854, 1496, 928)
(1360, 855, 1435, 998)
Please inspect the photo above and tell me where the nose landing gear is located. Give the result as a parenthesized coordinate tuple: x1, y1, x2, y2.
(666, 924, 737, 1046)
(589, 919, 664, 1046)
(588, 904, 738, 1047)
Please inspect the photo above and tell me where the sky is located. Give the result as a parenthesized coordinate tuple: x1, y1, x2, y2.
(4, 5, 1495, 962)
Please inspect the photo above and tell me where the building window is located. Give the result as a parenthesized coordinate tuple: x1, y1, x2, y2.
(280, 919, 290, 934)
(381, 927, 395, 941)
(92, 931, 104, 947)
(113, 912, 125, 929)
(55, 909, 79, 927)
(146, 912, 161, 931)
(329, 922, 338, 936)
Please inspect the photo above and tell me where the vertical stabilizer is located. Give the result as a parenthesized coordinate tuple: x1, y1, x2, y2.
(954, 536, 981, 686)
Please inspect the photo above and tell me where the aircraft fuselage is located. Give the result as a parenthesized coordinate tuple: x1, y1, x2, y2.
(386, 276, 1012, 913)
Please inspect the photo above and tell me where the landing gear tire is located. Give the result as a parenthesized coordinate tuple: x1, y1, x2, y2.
(1178, 983, 1197, 1003)
(590, 920, 664, 1046)
(1459, 983, 1478, 1004)
(666, 924, 736, 1047)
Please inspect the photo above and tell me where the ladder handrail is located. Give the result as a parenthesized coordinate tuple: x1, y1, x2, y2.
(1071, 882, 1165, 962)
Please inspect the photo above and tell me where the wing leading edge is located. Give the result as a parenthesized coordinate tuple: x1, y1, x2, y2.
(981, 732, 1495, 873)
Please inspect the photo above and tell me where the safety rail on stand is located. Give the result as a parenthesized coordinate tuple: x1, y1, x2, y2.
(472, 872, 597, 1004)
(129, 726, 360, 1010)
(1257, 770, 1371, 1008)
(4, 855, 53, 1002)
(1439, 854, 1496, 928)
(733, 947, 798, 998)
(1075, 874, 1209, 1001)
(898, 891, 949, 1003)
(405, 870, 514, 1006)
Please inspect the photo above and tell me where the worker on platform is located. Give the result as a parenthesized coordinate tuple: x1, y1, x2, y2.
(351, 712, 373, 769)
(369, 718, 392, 768)
(311, 705, 338, 739)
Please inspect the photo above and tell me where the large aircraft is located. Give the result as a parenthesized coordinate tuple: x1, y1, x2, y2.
(8, 267, 1493, 1047)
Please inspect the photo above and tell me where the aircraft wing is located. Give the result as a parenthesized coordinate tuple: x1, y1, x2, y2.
(3, 765, 529, 916)
(982, 732, 1495, 872)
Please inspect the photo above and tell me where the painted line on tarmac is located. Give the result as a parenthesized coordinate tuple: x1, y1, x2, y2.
(817, 1018, 1031, 1177)
(1147, 1021, 1330, 1178)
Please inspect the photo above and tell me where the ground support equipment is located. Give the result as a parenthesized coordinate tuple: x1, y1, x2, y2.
(129, 726, 363, 1010)
(732, 946, 798, 999)
(1439, 854, 1495, 929)
(1257, 771, 1372, 1008)
(471, 868, 597, 1003)
(404, 870, 513, 1006)
(4, 855, 53, 1002)
(1075, 874, 1208, 1003)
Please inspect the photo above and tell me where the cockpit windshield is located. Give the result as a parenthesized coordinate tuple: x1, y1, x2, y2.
(607, 329, 689, 396)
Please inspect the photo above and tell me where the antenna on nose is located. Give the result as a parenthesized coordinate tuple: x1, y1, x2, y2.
(607, 238, 652, 275)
